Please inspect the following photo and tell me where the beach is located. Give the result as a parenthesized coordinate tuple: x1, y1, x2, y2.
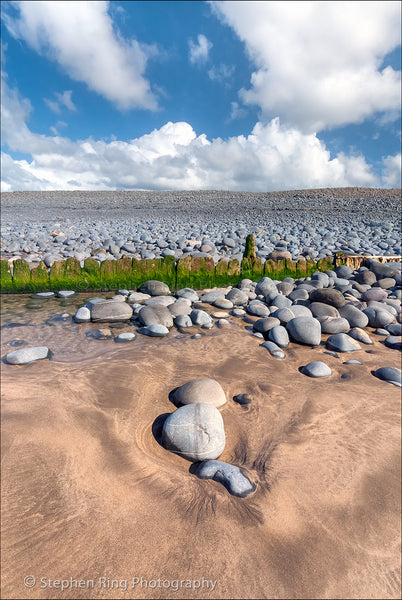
(1, 188, 401, 599)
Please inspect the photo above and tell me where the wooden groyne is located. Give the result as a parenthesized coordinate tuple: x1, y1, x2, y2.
(0, 246, 400, 294)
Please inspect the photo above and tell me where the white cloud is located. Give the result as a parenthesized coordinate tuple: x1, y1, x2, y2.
(3, 0, 158, 110)
(210, 1, 401, 132)
(2, 73, 398, 192)
(381, 153, 402, 187)
(189, 34, 212, 65)
(44, 90, 76, 113)
(229, 101, 247, 121)
(208, 63, 234, 82)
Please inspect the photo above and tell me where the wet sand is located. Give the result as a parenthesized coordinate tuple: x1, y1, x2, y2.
(1, 296, 401, 599)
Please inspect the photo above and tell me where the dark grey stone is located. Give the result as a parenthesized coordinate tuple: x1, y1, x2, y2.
(139, 305, 174, 328)
(326, 333, 361, 352)
(195, 460, 255, 497)
(91, 300, 133, 322)
(139, 280, 171, 296)
(363, 307, 395, 328)
(286, 316, 322, 346)
(138, 324, 169, 337)
(309, 288, 346, 308)
(301, 361, 332, 378)
(338, 304, 369, 328)
(260, 340, 286, 359)
(372, 367, 401, 387)
(268, 325, 289, 348)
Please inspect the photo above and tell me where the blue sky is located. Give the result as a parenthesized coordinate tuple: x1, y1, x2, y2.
(1, 0, 401, 191)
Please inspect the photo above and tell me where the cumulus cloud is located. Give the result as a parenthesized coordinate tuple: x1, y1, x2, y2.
(3, 0, 158, 110)
(211, 0, 401, 132)
(381, 153, 402, 187)
(189, 34, 212, 65)
(2, 73, 399, 192)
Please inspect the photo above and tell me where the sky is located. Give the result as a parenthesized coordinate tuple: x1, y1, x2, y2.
(1, 0, 401, 192)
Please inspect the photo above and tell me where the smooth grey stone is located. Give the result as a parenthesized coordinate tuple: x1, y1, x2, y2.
(91, 300, 133, 322)
(301, 361, 332, 378)
(121, 243, 136, 253)
(127, 292, 151, 304)
(213, 298, 234, 310)
(268, 325, 289, 348)
(368, 300, 397, 315)
(363, 307, 395, 328)
(376, 277, 396, 289)
(246, 302, 270, 317)
(176, 288, 199, 301)
(162, 403, 225, 461)
(253, 332, 264, 339)
(326, 333, 361, 352)
(255, 277, 276, 297)
(216, 319, 230, 328)
(195, 460, 255, 497)
(139, 280, 170, 296)
(174, 314, 193, 328)
(348, 327, 373, 344)
(74, 306, 91, 323)
(386, 323, 402, 335)
(270, 294, 292, 308)
(335, 265, 353, 278)
(309, 288, 346, 308)
(231, 308, 246, 317)
(226, 289, 249, 305)
(271, 307, 296, 324)
(115, 332, 136, 342)
(309, 302, 340, 318)
(169, 301, 192, 317)
(374, 328, 390, 336)
(57, 290, 75, 298)
(253, 317, 281, 333)
(118, 289, 130, 296)
(190, 309, 213, 326)
(199, 290, 225, 303)
(5, 346, 51, 364)
(290, 305, 313, 318)
(288, 288, 309, 301)
(338, 304, 369, 328)
(43, 254, 61, 267)
(144, 295, 175, 307)
(361, 288, 388, 302)
(276, 281, 294, 295)
(260, 340, 286, 359)
(33, 292, 55, 298)
(384, 336, 402, 350)
(343, 360, 362, 365)
(138, 324, 169, 337)
(139, 305, 173, 328)
(319, 316, 350, 334)
(286, 316, 322, 346)
(173, 378, 226, 408)
(372, 366, 401, 386)
(365, 259, 400, 279)
(311, 272, 330, 287)
(191, 333, 202, 339)
(355, 270, 377, 285)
